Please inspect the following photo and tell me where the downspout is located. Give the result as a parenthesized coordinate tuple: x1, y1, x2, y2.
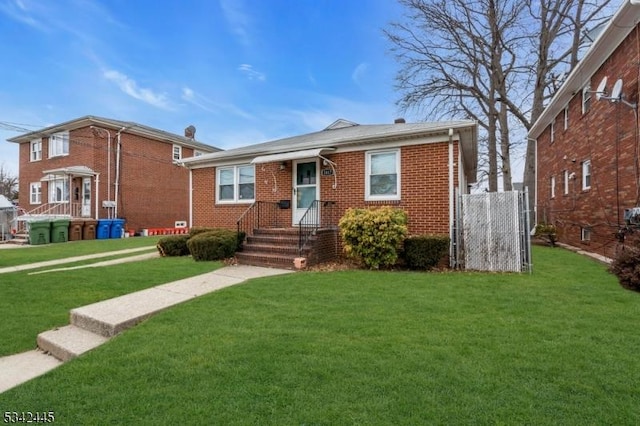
(448, 128, 455, 267)
(114, 126, 127, 218)
(188, 168, 193, 227)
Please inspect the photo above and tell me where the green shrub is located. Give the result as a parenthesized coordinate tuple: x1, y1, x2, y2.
(534, 223, 557, 247)
(187, 229, 239, 261)
(156, 235, 190, 257)
(339, 206, 408, 269)
(403, 235, 450, 270)
(189, 227, 220, 238)
(609, 235, 640, 292)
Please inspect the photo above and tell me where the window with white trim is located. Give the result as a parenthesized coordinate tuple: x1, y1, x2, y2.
(29, 182, 41, 204)
(366, 149, 400, 201)
(582, 84, 591, 114)
(563, 170, 569, 195)
(172, 144, 182, 161)
(550, 121, 555, 143)
(48, 178, 69, 203)
(48, 131, 69, 157)
(581, 227, 591, 242)
(30, 139, 42, 162)
(582, 160, 591, 190)
(216, 165, 255, 203)
(550, 175, 555, 199)
(563, 106, 569, 130)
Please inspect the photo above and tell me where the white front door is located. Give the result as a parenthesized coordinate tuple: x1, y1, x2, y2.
(81, 177, 91, 217)
(293, 159, 319, 225)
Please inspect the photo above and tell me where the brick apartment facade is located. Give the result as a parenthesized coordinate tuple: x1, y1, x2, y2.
(529, 2, 640, 259)
(8, 116, 218, 232)
(182, 119, 477, 239)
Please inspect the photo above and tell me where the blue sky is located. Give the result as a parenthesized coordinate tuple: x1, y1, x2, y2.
(0, 0, 409, 176)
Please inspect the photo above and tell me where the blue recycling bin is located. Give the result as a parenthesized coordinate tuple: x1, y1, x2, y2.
(96, 219, 113, 239)
(110, 218, 125, 239)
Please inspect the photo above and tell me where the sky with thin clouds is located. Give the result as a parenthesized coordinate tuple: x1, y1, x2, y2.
(0, 0, 409, 176)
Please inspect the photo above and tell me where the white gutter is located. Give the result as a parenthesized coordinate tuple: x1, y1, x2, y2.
(114, 126, 128, 218)
(188, 169, 193, 228)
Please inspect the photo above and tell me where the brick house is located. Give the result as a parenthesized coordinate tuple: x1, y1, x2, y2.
(8, 116, 219, 233)
(180, 118, 478, 267)
(528, 2, 640, 259)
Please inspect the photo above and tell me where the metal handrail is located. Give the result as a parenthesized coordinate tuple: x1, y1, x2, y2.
(298, 200, 338, 254)
(236, 201, 282, 241)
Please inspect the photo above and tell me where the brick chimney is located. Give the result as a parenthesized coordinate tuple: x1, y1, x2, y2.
(185, 125, 196, 139)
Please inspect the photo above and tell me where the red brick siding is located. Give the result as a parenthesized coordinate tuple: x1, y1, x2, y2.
(536, 26, 640, 259)
(17, 126, 193, 232)
(191, 141, 460, 236)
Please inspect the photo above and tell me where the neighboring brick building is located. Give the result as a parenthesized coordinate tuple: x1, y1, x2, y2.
(8, 116, 219, 232)
(529, 2, 640, 259)
(181, 118, 478, 267)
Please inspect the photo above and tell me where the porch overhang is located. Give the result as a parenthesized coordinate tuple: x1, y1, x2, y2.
(250, 147, 336, 164)
(42, 166, 98, 177)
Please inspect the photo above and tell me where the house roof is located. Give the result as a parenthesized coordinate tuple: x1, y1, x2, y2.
(6, 115, 220, 153)
(0, 194, 14, 210)
(528, 2, 640, 139)
(181, 119, 479, 182)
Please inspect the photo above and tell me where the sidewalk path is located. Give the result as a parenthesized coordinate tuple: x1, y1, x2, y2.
(0, 246, 157, 274)
(0, 265, 293, 394)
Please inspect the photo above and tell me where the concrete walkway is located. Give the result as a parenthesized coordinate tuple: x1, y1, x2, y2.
(0, 264, 293, 394)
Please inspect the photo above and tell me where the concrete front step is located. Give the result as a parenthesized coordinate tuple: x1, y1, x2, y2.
(37, 325, 109, 362)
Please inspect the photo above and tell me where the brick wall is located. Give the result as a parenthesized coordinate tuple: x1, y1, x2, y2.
(17, 126, 193, 232)
(191, 140, 460, 237)
(536, 26, 640, 259)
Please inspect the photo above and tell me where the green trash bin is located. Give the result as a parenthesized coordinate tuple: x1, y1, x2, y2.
(28, 220, 51, 245)
(51, 219, 70, 243)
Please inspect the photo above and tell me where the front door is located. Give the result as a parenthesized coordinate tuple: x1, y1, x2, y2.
(293, 159, 319, 225)
(81, 177, 91, 217)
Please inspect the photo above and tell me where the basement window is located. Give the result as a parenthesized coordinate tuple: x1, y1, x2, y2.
(581, 227, 591, 242)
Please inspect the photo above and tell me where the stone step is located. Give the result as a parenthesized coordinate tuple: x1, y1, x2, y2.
(241, 243, 302, 256)
(253, 228, 300, 236)
(246, 234, 299, 246)
(235, 252, 296, 269)
(37, 325, 109, 362)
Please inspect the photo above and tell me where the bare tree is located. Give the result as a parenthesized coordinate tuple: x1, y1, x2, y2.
(386, 0, 613, 195)
(0, 163, 18, 200)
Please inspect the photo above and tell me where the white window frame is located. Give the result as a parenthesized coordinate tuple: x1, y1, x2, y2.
(563, 106, 569, 130)
(29, 182, 42, 204)
(48, 131, 69, 158)
(216, 164, 255, 204)
(563, 170, 569, 195)
(550, 175, 555, 199)
(172, 144, 182, 161)
(365, 149, 401, 201)
(582, 160, 591, 190)
(30, 139, 42, 162)
(48, 178, 69, 203)
(582, 84, 591, 115)
(550, 121, 555, 143)
(581, 227, 591, 242)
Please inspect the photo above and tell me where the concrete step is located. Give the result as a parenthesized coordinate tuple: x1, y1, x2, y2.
(37, 325, 109, 362)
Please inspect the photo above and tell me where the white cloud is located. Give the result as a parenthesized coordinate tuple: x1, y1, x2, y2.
(103, 70, 172, 110)
(351, 62, 369, 86)
(238, 64, 266, 82)
(181, 86, 253, 119)
(0, 0, 40, 28)
(219, 0, 251, 46)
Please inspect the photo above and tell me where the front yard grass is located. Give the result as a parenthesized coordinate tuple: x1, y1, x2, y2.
(1, 246, 639, 424)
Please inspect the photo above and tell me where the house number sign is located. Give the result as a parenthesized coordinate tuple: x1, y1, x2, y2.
(321, 168, 333, 176)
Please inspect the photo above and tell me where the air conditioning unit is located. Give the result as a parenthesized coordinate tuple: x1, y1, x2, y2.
(624, 207, 640, 225)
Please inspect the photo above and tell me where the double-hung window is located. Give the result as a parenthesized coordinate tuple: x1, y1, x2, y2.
(582, 160, 591, 190)
(217, 165, 255, 203)
(48, 178, 69, 203)
(49, 131, 69, 157)
(30, 139, 42, 161)
(30, 182, 42, 204)
(582, 84, 591, 115)
(366, 149, 400, 201)
(172, 144, 182, 161)
(550, 176, 556, 199)
(563, 170, 569, 195)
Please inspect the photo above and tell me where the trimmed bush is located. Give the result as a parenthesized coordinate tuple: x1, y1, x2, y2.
(339, 206, 408, 269)
(609, 235, 640, 292)
(156, 235, 190, 257)
(534, 223, 557, 247)
(403, 235, 450, 270)
(189, 227, 220, 238)
(187, 229, 239, 261)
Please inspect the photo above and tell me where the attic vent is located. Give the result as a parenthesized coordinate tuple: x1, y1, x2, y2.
(394, 118, 406, 124)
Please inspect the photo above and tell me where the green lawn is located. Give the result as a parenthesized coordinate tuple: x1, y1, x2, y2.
(0, 236, 163, 267)
(1, 246, 638, 424)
